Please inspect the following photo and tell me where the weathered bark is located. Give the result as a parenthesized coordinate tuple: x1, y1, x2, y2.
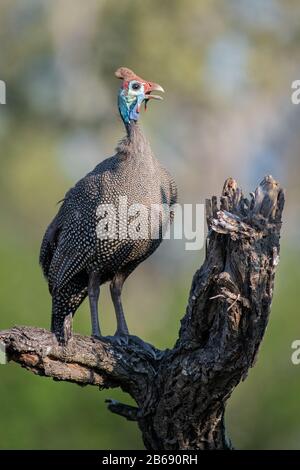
(0, 176, 284, 450)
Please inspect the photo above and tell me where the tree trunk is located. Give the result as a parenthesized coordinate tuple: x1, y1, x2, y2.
(0, 176, 284, 450)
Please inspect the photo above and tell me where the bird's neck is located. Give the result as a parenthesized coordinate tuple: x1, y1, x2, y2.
(117, 121, 152, 160)
(127, 120, 146, 146)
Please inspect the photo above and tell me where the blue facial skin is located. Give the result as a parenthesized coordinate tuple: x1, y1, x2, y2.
(118, 82, 145, 126)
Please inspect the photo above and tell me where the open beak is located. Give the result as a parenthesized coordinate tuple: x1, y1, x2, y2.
(143, 82, 164, 110)
(144, 82, 164, 101)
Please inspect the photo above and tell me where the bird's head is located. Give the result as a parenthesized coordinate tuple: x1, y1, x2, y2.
(115, 67, 164, 126)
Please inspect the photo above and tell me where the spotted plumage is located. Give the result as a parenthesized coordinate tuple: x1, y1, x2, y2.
(40, 67, 177, 343)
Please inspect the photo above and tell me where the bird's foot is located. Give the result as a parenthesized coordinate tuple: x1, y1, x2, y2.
(128, 335, 160, 359)
(112, 331, 130, 346)
(91, 333, 105, 342)
(95, 333, 162, 360)
(107, 333, 160, 359)
(96, 331, 129, 346)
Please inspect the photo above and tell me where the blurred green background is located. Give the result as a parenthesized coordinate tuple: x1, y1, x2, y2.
(1, 0, 300, 449)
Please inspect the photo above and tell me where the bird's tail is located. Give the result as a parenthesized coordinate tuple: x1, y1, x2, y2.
(51, 281, 88, 344)
(51, 310, 73, 345)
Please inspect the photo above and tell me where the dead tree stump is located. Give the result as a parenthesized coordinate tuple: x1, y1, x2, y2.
(0, 176, 285, 450)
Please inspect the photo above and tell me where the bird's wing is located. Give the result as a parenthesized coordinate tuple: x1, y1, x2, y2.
(47, 242, 92, 293)
(39, 187, 75, 279)
(47, 217, 96, 292)
(39, 214, 61, 279)
(160, 166, 178, 206)
(45, 178, 100, 292)
(169, 177, 178, 206)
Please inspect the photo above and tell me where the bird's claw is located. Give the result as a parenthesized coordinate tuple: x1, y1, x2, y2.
(100, 333, 129, 346)
(129, 335, 159, 359)
(92, 334, 105, 341)
(94, 333, 161, 360)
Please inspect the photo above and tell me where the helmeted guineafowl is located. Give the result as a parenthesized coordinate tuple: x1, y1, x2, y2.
(40, 67, 177, 344)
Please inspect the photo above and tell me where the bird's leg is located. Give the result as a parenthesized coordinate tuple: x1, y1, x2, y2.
(110, 273, 129, 337)
(88, 272, 101, 338)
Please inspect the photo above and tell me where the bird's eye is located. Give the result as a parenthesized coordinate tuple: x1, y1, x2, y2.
(132, 82, 141, 91)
